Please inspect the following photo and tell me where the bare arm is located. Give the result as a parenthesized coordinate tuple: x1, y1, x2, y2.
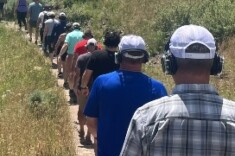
(86, 117, 98, 138)
(54, 35, 63, 53)
(71, 53, 79, 72)
(58, 43, 68, 57)
(81, 69, 93, 88)
(74, 65, 81, 89)
(81, 69, 93, 96)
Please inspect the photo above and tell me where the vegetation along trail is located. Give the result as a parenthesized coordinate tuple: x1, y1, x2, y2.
(0, 22, 94, 156)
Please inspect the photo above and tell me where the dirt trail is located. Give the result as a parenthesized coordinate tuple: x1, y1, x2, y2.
(3, 21, 95, 156)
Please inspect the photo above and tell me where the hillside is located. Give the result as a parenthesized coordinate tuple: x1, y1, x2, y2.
(0, 23, 76, 156)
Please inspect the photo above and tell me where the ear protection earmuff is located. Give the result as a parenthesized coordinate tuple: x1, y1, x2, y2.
(115, 50, 149, 64)
(210, 53, 224, 75)
(161, 41, 224, 75)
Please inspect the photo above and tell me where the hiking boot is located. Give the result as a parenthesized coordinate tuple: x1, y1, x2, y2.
(57, 72, 63, 79)
(51, 63, 57, 69)
(63, 81, 69, 89)
(35, 40, 38, 45)
(29, 38, 32, 42)
(79, 130, 85, 138)
(80, 137, 93, 146)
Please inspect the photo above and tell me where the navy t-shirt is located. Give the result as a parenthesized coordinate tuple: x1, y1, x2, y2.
(51, 20, 67, 43)
(84, 70, 167, 156)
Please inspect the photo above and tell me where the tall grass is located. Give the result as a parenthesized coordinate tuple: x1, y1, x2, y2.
(39, 0, 235, 55)
(0, 24, 76, 156)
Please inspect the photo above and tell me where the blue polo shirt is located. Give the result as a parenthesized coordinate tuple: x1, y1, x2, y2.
(84, 70, 167, 156)
(64, 29, 83, 55)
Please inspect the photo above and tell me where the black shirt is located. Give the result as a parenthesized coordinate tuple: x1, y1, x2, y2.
(86, 49, 120, 81)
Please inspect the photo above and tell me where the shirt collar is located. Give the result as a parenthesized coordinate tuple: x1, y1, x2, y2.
(172, 84, 219, 95)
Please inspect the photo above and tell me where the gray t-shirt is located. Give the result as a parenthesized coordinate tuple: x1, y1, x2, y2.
(76, 52, 92, 87)
(28, 2, 43, 21)
(44, 19, 59, 36)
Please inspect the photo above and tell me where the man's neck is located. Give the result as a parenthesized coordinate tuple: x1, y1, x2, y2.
(106, 47, 117, 52)
(173, 71, 210, 84)
(120, 63, 142, 72)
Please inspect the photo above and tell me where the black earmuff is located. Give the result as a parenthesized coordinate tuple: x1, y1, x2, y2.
(161, 41, 224, 75)
(115, 50, 149, 64)
(210, 53, 224, 75)
(161, 40, 178, 75)
(161, 51, 177, 75)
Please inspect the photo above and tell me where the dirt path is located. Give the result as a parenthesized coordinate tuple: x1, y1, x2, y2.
(3, 21, 95, 156)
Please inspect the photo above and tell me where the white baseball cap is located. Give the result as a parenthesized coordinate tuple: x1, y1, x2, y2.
(72, 22, 80, 28)
(119, 35, 147, 59)
(170, 24, 216, 59)
(85, 38, 97, 47)
(59, 12, 66, 17)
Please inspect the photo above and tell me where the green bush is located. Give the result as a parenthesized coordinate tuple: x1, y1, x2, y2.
(28, 90, 61, 119)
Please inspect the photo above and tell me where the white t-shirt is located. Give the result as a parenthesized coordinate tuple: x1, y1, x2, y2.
(44, 19, 59, 36)
(38, 11, 47, 28)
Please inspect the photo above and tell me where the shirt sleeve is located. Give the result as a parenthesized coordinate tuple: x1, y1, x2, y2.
(83, 77, 101, 117)
(120, 109, 144, 156)
(86, 52, 97, 71)
(64, 33, 70, 44)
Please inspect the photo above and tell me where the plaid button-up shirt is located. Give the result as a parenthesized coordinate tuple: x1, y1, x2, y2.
(120, 84, 235, 156)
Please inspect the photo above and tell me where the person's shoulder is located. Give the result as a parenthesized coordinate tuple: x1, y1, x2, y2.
(38, 12, 43, 16)
(55, 19, 59, 23)
(95, 71, 117, 83)
(29, 2, 34, 6)
(132, 96, 171, 123)
(78, 53, 89, 60)
(92, 50, 105, 55)
(44, 19, 51, 23)
(66, 31, 73, 36)
(89, 50, 105, 59)
(150, 78, 166, 87)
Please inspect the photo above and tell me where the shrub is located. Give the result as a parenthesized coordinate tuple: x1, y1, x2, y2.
(28, 90, 61, 119)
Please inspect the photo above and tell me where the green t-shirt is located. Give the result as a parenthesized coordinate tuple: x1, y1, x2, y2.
(65, 29, 84, 55)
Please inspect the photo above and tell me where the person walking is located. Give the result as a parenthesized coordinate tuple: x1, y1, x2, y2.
(28, 0, 43, 44)
(80, 30, 121, 96)
(43, 11, 58, 62)
(120, 25, 230, 156)
(0, 0, 7, 20)
(37, 5, 50, 45)
(15, 0, 28, 31)
(59, 22, 83, 103)
(55, 23, 72, 79)
(74, 29, 102, 57)
(51, 12, 67, 51)
(74, 38, 99, 146)
(83, 35, 168, 156)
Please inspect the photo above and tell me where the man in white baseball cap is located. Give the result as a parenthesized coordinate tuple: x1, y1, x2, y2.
(84, 34, 167, 156)
(120, 25, 235, 156)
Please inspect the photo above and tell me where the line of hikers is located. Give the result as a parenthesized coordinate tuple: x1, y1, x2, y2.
(11, 1, 235, 156)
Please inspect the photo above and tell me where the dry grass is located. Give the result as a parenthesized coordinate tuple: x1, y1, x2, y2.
(0, 25, 76, 156)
